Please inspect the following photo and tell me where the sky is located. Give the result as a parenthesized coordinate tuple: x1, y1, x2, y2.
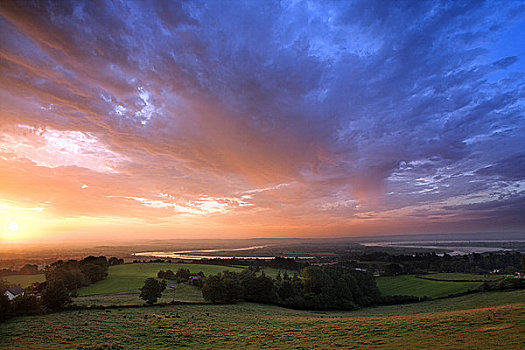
(1, 0, 525, 244)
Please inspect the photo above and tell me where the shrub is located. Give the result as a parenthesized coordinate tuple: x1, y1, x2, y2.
(41, 280, 71, 312)
(139, 278, 166, 304)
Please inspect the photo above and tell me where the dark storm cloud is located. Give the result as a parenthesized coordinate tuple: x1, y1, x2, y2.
(1, 0, 524, 234)
(475, 154, 525, 181)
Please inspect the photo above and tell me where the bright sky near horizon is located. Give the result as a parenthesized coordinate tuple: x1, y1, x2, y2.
(1, 1, 524, 244)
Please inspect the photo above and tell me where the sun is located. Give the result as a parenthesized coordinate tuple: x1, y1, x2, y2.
(8, 222, 19, 232)
(3, 221, 22, 241)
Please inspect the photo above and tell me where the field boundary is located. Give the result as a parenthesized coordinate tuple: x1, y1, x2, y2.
(414, 274, 505, 283)
(66, 300, 210, 312)
(415, 275, 487, 283)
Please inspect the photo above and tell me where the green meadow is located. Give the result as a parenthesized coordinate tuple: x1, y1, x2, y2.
(77, 263, 295, 297)
(74, 284, 205, 306)
(77, 263, 243, 296)
(376, 275, 482, 298)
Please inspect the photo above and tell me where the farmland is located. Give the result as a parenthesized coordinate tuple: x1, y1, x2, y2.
(349, 289, 525, 316)
(1, 290, 524, 349)
(2, 261, 525, 349)
(376, 275, 482, 298)
(74, 284, 205, 306)
(77, 263, 245, 296)
(76, 263, 295, 297)
(1, 274, 45, 288)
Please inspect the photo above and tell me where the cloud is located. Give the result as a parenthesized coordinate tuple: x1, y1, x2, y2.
(0, 125, 128, 174)
(0, 0, 524, 238)
(493, 56, 518, 69)
(121, 194, 251, 216)
(475, 154, 525, 181)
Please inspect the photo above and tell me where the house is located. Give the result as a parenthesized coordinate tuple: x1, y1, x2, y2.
(189, 275, 205, 286)
(5, 285, 24, 300)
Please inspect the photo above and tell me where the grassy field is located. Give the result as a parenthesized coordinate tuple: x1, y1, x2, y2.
(1, 290, 524, 349)
(349, 289, 525, 317)
(3, 265, 523, 348)
(376, 275, 482, 298)
(77, 263, 292, 297)
(74, 284, 205, 306)
(420, 273, 504, 281)
(77, 263, 244, 296)
(1, 274, 46, 287)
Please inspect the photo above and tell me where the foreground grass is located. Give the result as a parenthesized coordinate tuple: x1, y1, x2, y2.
(376, 275, 481, 298)
(2, 274, 45, 288)
(1, 292, 524, 349)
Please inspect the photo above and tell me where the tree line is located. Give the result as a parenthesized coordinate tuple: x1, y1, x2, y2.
(133, 257, 305, 272)
(1, 256, 121, 323)
(197, 257, 305, 271)
(201, 266, 380, 310)
(0, 264, 41, 277)
(344, 252, 525, 276)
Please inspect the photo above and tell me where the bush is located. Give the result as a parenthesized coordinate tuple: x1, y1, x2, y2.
(139, 278, 166, 304)
(12, 294, 41, 315)
(202, 271, 243, 304)
(157, 270, 175, 280)
(241, 271, 277, 304)
(41, 280, 71, 312)
(0, 281, 12, 322)
(479, 277, 525, 291)
(175, 268, 191, 279)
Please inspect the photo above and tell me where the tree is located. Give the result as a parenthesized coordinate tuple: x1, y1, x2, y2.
(164, 270, 175, 280)
(0, 280, 12, 322)
(276, 271, 282, 282)
(175, 268, 191, 279)
(44, 259, 90, 292)
(241, 271, 277, 303)
(158, 269, 175, 280)
(61, 269, 89, 294)
(80, 263, 106, 283)
(12, 294, 40, 315)
(19, 264, 39, 275)
(109, 257, 124, 266)
(202, 271, 243, 304)
(385, 263, 403, 276)
(202, 275, 226, 303)
(139, 278, 166, 304)
(41, 280, 71, 312)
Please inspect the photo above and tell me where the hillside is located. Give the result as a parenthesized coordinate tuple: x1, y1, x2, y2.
(1, 290, 524, 349)
(376, 275, 482, 299)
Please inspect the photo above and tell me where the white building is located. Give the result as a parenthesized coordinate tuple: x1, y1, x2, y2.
(4, 285, 24, 300)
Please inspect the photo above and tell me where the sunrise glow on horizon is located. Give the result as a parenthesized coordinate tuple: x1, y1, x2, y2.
(1, 1, 525, 244)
